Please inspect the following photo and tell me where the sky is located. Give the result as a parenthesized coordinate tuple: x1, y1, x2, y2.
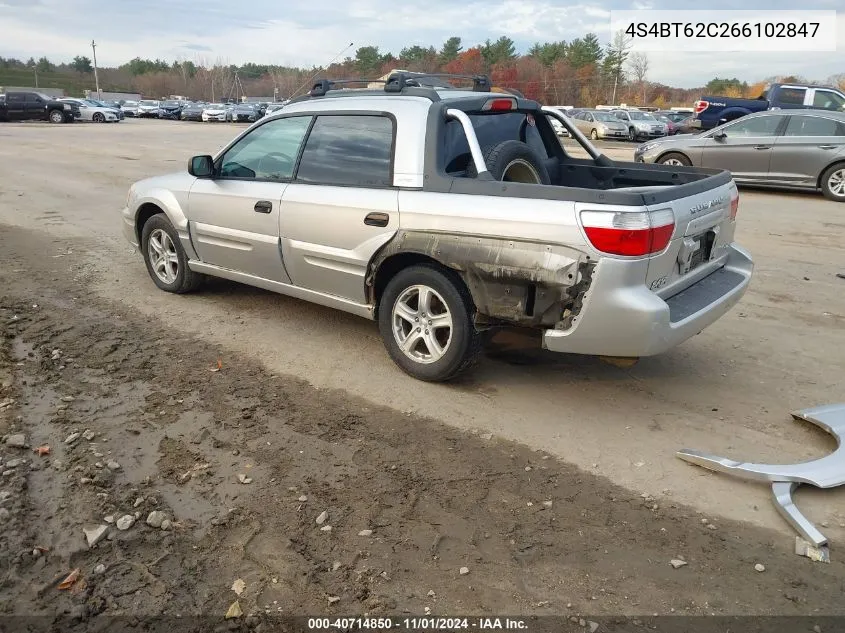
(0, 0, 842, 88)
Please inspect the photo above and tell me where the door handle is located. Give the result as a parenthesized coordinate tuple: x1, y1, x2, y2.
(254, 200, 272, 213)
(753, 145, 770, 150)
(819, 145, 837, 150)
(363, 212, 389, 227)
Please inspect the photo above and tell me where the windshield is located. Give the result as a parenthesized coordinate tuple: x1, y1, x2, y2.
(124, 101, 138, 106)
(35, 92, 54, 101)
(594, 112, 619, 123)
(85, 100, 105, 107)
(629, 111, 656, 121)
(139, 100, 158, 106)
(207, 103, 225, 109)
(162, 101, 180, 107)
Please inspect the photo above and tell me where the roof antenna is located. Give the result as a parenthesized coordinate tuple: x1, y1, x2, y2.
(289, 42, 355, 99)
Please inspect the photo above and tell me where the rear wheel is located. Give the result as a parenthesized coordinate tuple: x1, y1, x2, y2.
(821, 163, 845, 202)
(658, 152, 692, 167)
(628, 127, 636, 141)
(141, 214, 204, 293)
(48, 109, 64, 124)
(93, 112, 105, 123)
(378, 265, 482, 382)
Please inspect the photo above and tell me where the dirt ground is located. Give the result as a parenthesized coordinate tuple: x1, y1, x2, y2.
(1, 120, 845, 628)
(2, 224, 845, 629)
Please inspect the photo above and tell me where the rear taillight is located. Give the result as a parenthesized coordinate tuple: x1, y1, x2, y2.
(581, 209, 675, 257)
(482, 98, 516, 111)
(693, 100, 709, 114)
(730, 189, 739, 221)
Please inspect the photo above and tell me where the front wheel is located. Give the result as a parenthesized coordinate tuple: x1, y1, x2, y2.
(93, 112, 105, 123)
(378, 265, 482, 382)
(628, 127, 636, 142)
(658, 152, 692, 167)
(140, 214, 204, 293)
(48, 109, 64, 124)
(821, 163, 845, 202)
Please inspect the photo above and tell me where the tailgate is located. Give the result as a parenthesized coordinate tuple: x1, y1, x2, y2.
(644, 179, 739, 295)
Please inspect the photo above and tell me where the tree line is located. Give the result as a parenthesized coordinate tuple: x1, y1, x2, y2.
(2, 36, 842, 108)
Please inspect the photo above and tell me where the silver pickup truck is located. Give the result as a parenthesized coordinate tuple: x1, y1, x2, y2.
(121, 73, 753, 382)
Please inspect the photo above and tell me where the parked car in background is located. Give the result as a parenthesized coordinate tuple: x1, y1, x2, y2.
(88, 99, 124, 120)
(0, 91, 78, 123)
(201, 103, 232, 122)
(137, 100, 161, 118)
(262, 102, 288, 117)
(158, 100, 184, 120)
(634, 109, 845, 201)
(611, 109, 668, 141)
(122, 101, 140, 117)
(232, 103, 260, 123)
(692, 83, 845, 130)
(59, 98, 121, 123)
(654, 113, 678, 135)
(569, 110, 628, 140)
(180, 102, 206, 121)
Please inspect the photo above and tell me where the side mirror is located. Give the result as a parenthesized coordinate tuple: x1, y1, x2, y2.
(188, 155, 214, 178)
(713, 131, 727, 141)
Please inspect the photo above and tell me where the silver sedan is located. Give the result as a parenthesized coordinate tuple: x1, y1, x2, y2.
(634, 110, 845, 202)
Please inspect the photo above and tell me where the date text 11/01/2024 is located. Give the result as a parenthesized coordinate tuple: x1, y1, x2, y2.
(307, 617, 529, 630)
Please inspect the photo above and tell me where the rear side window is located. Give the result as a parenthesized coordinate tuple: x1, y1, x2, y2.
(7, 93, 24, 104)
(777, 87, 806, 105)
(784, 115, 845, 137)
(812, 90, 845, 111)
(295, 115, 394, 187)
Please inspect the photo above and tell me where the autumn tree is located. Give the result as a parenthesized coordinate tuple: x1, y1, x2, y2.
(481, 36, 516, 67)
(71, 55, 92, 73)
(443, 47, 485, 76)
(628, 52, 649, 103)
(529, 41, 567, 68)
(439, 37, 462, 63)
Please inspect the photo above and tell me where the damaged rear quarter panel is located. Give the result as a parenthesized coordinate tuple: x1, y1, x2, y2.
(371, 230, 591, 327)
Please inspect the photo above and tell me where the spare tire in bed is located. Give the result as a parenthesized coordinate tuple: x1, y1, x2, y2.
(467, 140, 551, 185)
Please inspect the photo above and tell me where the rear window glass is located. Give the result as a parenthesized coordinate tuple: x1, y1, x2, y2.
(784, 115, 845, 137)
(442, 112, 550, 174)
(777, 87, 806, 105)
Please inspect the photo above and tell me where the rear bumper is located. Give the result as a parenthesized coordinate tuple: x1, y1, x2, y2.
(542, 243, 753, 357)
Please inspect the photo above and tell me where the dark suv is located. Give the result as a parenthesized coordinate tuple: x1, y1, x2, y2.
(0, 91, 79, 123)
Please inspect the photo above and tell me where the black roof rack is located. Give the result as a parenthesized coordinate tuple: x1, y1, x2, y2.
(305, 72, 493, 99)
(384, 72, 492, 93)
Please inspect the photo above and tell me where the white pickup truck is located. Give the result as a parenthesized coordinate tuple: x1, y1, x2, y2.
(121, 72, 753, 381)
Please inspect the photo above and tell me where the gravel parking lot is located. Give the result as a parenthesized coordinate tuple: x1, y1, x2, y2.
(1, 119, 844, 621)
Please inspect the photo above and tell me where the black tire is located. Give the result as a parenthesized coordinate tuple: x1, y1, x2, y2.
(48, 109, 64, 124)
(628, 127, 636, 142)
(378, 264, 482, 382)
(93, 112, 105, 123)
(140, 214, 204, 293)
(468, 140, 551, 185)
(590, 129, 599, 140)
(657, 152, 692, 166)
(820, 162, 845, 202)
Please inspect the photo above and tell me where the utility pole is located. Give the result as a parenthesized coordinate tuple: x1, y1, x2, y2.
(34, 68, 38, 88)
(91, 39, 101, 99)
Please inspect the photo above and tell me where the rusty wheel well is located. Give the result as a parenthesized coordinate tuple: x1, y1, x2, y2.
(371, 253, 467, 317)
(135, 203, 165, 243)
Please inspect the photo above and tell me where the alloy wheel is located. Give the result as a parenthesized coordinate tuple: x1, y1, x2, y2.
(828, 168, 845, 198)
(147, 229, 179, 284)
(391, 285, 453, 364)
